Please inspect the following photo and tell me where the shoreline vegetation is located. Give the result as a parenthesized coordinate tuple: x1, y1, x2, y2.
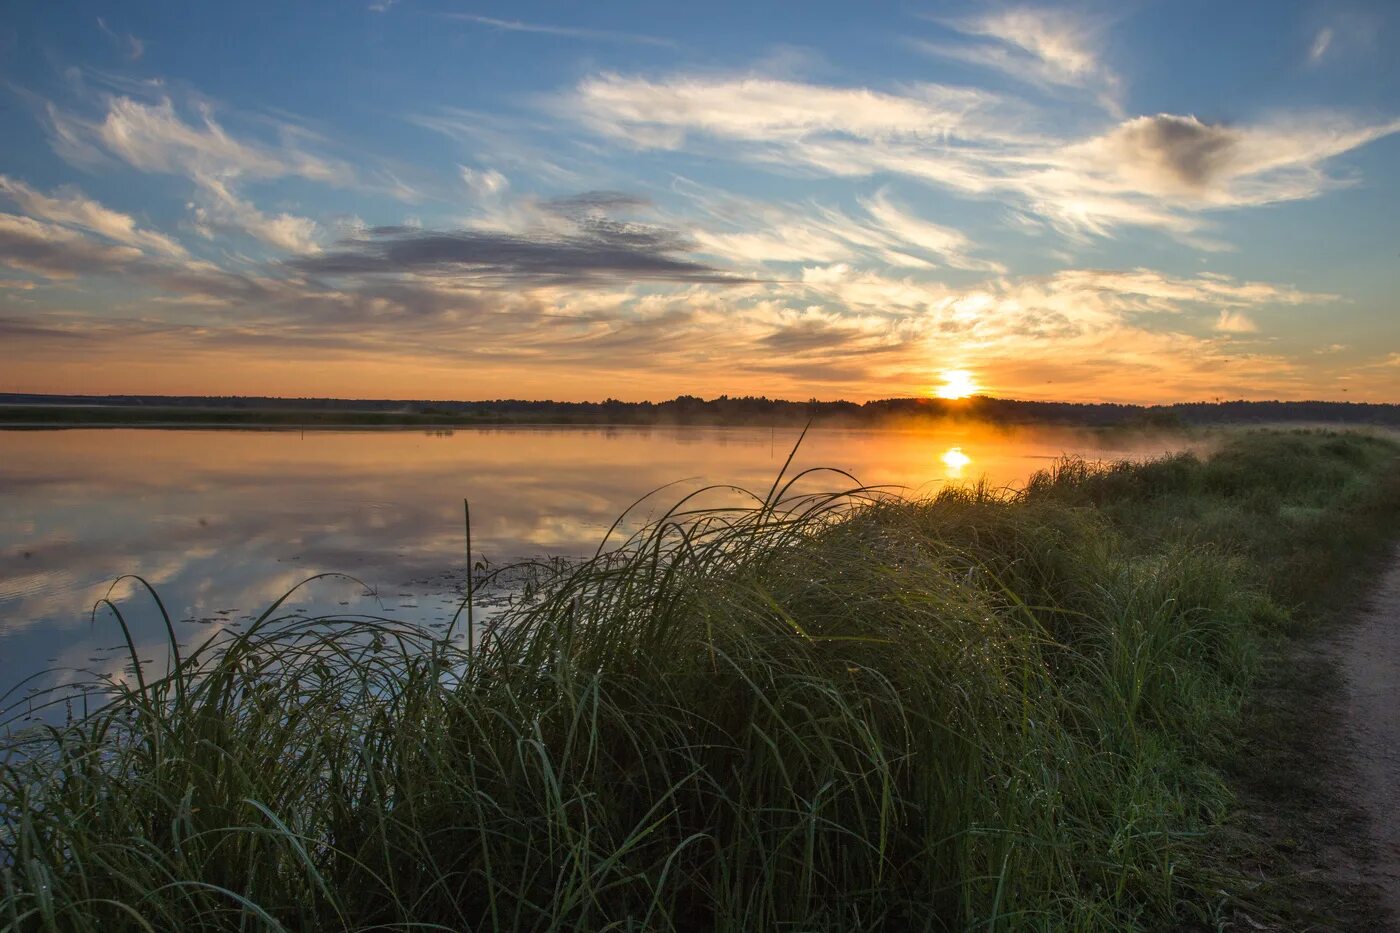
(3, 429, 1399, 929)
(2, 392, 1400, 429)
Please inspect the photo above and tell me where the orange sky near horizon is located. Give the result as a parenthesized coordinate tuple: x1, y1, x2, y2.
(6, 344, 1397, 405)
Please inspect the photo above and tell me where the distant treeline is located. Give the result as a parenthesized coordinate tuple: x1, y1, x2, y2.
(1, 392, 1398, 428)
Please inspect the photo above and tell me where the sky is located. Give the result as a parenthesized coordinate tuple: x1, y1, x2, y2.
(0, 1, 1397, 404)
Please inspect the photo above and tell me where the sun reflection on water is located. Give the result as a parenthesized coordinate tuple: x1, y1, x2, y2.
(941, 446, 972, 478)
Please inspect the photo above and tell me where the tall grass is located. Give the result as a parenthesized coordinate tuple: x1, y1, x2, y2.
(2, 429, 1397, 931)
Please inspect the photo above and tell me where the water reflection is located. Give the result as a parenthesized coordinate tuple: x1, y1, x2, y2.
(941, 446, 972, 478)
(0, 424, 1194, 699)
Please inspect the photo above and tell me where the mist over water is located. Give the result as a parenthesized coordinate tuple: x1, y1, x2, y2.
(0, 424, 1192, 694)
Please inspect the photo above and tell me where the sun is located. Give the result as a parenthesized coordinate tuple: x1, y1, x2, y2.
(934, 370, 978, 400)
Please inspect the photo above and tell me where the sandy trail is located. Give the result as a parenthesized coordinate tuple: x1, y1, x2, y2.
(1336, 546, 1400, 922)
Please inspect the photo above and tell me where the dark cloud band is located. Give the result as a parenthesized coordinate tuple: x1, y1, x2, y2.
(291, 221, 752, 287)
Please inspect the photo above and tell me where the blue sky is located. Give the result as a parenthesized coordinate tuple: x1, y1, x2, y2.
(1, 0, 1397, 402)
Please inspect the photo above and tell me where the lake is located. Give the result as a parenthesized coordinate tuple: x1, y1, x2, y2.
(0, 424, 1192, 701)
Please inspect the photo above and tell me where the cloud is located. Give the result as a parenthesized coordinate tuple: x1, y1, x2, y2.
(0, 217, 1348, 402)
(674, 181, 1001, 272)
(1061, 112, 1400, 207)
(42, 91, 369, 199)
(918, 6, 1121, 112)
(448, 14, 675, 48)
(1308, 27, 1333, 64)
(8, 47, 1387, 403)
(542, 191, 652, 216)
(562, 69, 1400, 242)
(1216, 309, 1257, 333)
(42, 93, 366, 256)
(291, 215, 749, 287)
(793, 264, 1331, 343)
(0, 204, 313, 300)
(1046, 268, 1333, 307)
(566, 73, 1015, 149)
(1303, 14, 1381, 68)
(96, 18, 145, 62)
(54, 95, 351, 184)
(0, 175, 186, 257)
(189, 175, 320, 253)
(693, 224, 856, 265)
(1078, 114, 1237, 194)
(409, 108, 586, 186)
(0, 213, 145, 278)
(754, 263, 1334, 399)
(858, 190, 1005, 271)
(460, 166, 509, 199)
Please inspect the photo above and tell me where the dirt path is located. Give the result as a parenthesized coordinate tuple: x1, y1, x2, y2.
(1336, 545, 1400, 922)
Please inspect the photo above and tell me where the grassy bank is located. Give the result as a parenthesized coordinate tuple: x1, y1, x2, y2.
(2, 430, 1397, 930)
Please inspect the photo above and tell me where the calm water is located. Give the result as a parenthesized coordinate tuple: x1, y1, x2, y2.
(0, 424, 1190, 700)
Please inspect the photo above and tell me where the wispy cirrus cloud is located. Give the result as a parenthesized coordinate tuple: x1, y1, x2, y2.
(189, 175, 321, 254)
(858, 190, 1005, 272)
(0, 175, 185, 257)
(1304, 12, 1381, 67)
(408, 108, 586, 186)
(96, 17, 145, 62)
(1216, 309, 1257, 333)
(915, 6, 1122, 113)
(1042, 268, 1333, 308)
(561, 69, 1400, 244)
(566, 73, 1018, 149)
(674, 180, 1004, 272)
(448, 14, 675, 48)
(1308, 27, 1334, 64)
(795, 263, 1330, 328)
(48, 94, 352, 183)
(42, 92, 358, 254)
(0, 213, 146, 278)
(459, 166, 510, 200)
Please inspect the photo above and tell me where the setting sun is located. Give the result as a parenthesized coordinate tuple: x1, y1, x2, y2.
(934, 370, 978, 400)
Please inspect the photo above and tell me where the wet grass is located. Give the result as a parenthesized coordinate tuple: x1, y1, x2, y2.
(1, 429, 1397, 931)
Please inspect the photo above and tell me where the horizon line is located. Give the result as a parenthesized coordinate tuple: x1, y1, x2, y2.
(1, 392, 1394, 410)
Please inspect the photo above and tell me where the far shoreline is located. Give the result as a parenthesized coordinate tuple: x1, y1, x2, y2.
(2, 394, 1398, 432)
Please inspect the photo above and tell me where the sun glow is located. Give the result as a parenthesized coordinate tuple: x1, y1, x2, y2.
(934, 370, 978, 400)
